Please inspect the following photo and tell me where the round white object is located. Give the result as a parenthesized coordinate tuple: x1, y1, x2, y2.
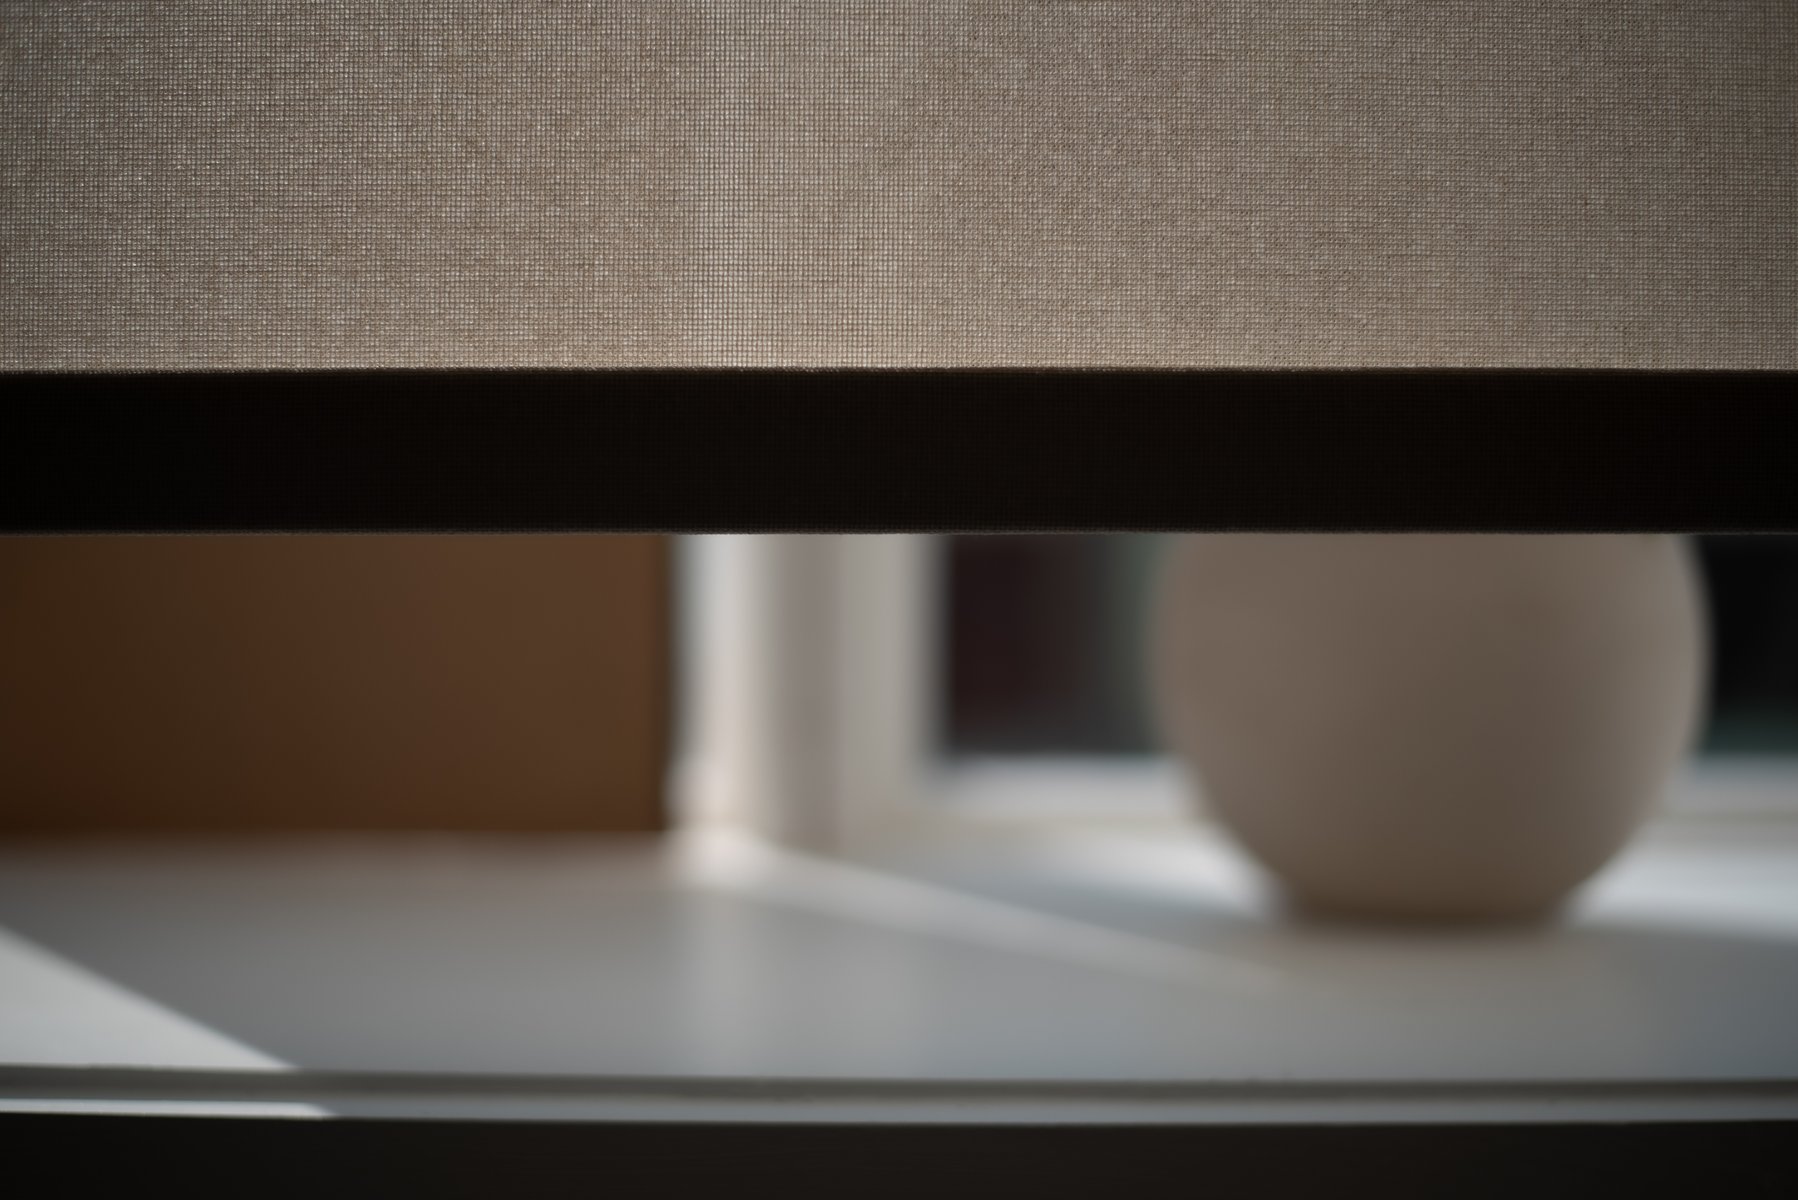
(1150, 534, 1706, 923)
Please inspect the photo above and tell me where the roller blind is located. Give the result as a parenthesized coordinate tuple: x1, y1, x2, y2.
(4, 2, 1794, 371)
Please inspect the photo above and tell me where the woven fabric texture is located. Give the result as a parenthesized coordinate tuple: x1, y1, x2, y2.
(3, 2, 1794, 368)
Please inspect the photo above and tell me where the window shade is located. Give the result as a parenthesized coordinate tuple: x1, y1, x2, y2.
(4, 2, 1794, 371)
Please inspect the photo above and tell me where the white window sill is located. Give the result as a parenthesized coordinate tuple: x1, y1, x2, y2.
(3, 764, 1796, 1125)
(926, 753, 1798, 825)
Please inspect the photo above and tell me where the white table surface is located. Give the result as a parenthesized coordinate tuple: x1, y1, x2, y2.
(3, 820, 1797, 1123)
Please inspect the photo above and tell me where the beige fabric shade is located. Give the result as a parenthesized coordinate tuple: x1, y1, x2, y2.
(3, 2, 1794, 370)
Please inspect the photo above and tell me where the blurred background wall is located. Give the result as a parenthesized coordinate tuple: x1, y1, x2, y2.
(0, 535, 669, 833)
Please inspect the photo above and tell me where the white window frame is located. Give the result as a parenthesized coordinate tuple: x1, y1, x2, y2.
(675, 534, 1798, 855)
(675, 534, 940, 851)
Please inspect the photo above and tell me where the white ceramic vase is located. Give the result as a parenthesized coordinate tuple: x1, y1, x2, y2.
(1150, 535, 1707, 923)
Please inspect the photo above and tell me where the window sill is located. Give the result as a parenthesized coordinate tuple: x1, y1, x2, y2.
(927, 753, 1798, 825)
(4, 782, 1798, 1127)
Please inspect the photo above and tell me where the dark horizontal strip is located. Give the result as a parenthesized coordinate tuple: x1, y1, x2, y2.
(2, 369, 1793, 531)
(3, 1111, 1794, 1199)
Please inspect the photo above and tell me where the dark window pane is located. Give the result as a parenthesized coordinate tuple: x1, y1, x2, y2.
(944, 534, 1160, 756)
(1696, 535, 1798, 753)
